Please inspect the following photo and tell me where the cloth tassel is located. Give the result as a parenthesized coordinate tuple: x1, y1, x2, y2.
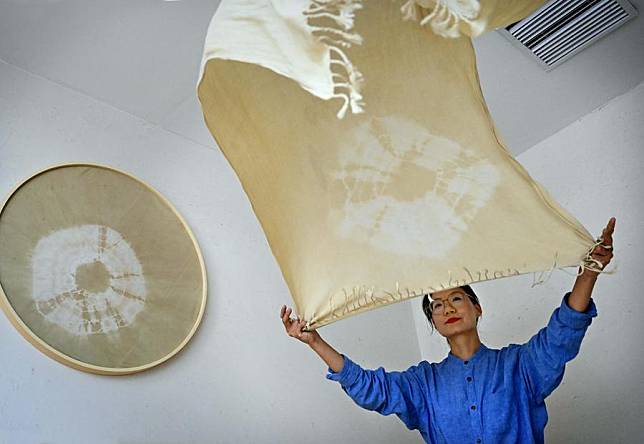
(305, 0, 366, 119)
(574, 237, 617, 276)
(400, 0, 482, 38)
(533, 238, 617, 288)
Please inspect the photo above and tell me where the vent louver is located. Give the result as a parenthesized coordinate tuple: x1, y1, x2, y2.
(499, 0, 638, 70)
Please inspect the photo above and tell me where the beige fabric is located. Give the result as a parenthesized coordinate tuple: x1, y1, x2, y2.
(0, 165, 206, 371)
(198, 0, 596, 329)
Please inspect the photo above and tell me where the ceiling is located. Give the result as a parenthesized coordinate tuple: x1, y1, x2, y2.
(0, 0, 642, 156)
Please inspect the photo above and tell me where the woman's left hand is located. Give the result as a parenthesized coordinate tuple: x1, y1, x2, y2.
(590, 217, 615, 270)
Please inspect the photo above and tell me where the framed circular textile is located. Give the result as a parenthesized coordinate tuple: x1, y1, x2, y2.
(0, 164, 207, 375)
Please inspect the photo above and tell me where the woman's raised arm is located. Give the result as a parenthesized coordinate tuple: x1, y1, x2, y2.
(279, 305, 430, 433)
(518, 217, 614, 403)
(280, 305, 344, 373)
(568, 217, 615, 312)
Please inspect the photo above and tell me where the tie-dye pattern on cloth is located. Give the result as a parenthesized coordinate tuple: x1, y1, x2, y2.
(197, 0, 598, 329)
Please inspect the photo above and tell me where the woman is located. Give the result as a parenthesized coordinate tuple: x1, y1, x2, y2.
(280, 217, 615, 443)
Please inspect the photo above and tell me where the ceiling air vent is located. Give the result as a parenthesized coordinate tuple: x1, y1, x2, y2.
(499, 0, 638, 70)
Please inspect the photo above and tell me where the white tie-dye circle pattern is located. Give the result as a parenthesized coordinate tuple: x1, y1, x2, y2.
(332, 116, 500, 258)
(31, 225, 146, 336)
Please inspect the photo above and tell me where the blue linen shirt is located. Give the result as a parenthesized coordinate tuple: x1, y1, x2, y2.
(326, 292, 597, 444)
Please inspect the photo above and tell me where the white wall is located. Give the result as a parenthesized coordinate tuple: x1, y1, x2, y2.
(412, 81, 644, 443)
(0, 60, 423, 444)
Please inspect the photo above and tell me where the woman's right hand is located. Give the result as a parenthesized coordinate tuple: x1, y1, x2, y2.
(280, 305, 320, 345)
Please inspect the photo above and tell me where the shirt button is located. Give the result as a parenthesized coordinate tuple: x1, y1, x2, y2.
(476, 439, 482, 443)
(464, 360, 469, 365)
(467, 376, 472, 382)
(470, 405, 476, 411)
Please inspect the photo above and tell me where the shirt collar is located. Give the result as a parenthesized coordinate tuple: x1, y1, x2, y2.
(447, 343, 489, 365)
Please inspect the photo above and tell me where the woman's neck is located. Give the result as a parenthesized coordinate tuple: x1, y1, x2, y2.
(448, 332, 482, 361)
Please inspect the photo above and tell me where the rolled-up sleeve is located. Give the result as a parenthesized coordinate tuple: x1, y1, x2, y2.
(519, 292, 598, 404)
(326, 355, 429, 432)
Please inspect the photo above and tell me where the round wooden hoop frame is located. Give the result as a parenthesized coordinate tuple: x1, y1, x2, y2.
(0, 163, 208, 375)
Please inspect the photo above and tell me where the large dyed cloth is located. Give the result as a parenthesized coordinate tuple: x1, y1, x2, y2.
(197, 0, 596, 329)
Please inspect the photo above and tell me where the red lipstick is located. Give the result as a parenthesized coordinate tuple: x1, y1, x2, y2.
(446, 317, 461, 324)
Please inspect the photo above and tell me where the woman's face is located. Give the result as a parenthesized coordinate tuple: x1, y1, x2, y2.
(430, 287, 482, 338)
